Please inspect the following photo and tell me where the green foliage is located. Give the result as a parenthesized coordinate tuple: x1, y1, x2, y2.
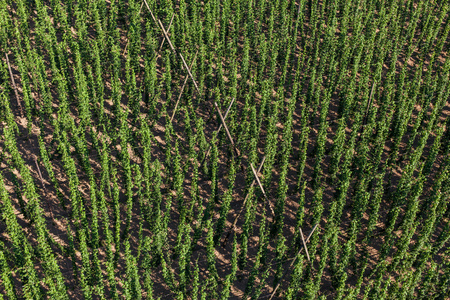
(0, 1, 449, 299)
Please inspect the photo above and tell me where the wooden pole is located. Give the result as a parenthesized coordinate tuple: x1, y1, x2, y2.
(293, 224, 317, 266)
(5, 53, 23, 117)
(250, 162, 267, 200)
(250, 162, 275, 216)
(129, 12, 173, 55)
(170, 50, 199, 123)
(157, 19, 200, 94)
(222, 156, 266, 246)
(357, 82, 376, 145)
(366, 83, 376, 115)
(269, 224, 318, 300)
(143, 0, 200, 93)
(142, 0, 158, 23)
(242, 157, 266, 206)
(214, 101, 240, 157)
(157, 19, 176, 51)
(159, 14, 175, 52)
(300, 228, 310, 261)
(296, 0, 302, 17)
(200, 98, 235, 165)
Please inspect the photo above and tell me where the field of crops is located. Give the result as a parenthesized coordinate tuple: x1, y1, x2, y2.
(0, 0, 449, 299)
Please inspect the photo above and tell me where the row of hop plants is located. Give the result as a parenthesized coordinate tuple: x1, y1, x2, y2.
(1, 0, 450, 298)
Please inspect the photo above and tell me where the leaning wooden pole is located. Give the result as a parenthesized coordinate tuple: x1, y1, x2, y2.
(157, 19, 200, 94)
(214, 101, 240, 157)
(357, 82, 376, 145)
(300, 228, 310, 261)
(170, 50, 199, 123)
(143, 0, 200, 93)
(5, 53, 23, 117)
(159, 14, 175, 51)
(222, 156, 266, 246)
(250, 162, 275, 216)
(133, 11, 173, 54)
(364, 82, 376, 125)
(269, 224, 318, 300)
(200, 98, 236, 165)
(142, 0, 158, 23)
